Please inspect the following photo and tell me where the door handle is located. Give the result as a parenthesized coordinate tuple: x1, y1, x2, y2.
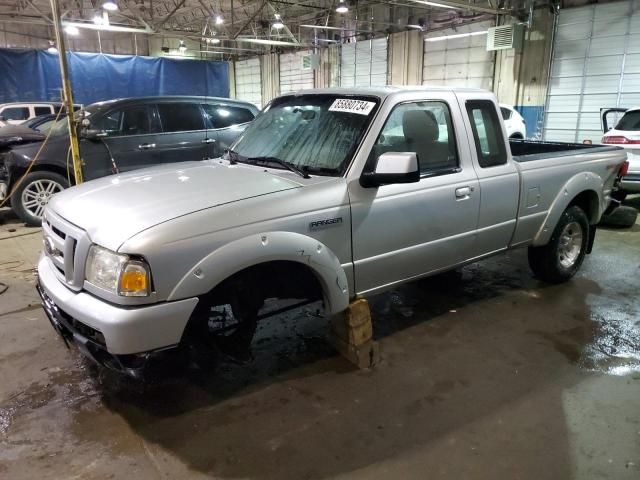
(455, 186, 473, 199)
(201, 138, 216, 144)
(138, 143, 156, 150)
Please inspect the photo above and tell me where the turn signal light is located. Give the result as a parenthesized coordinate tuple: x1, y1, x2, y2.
(118, 262, 150, 297)
(602, 136, 640, 144)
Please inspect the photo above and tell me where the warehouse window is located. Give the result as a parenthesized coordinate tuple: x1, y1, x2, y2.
(466, 100, 507, 168)
(1, 107, 29, 121)
(202, 104, 255, 129)
(157, 103, 204, 132)
(370, 101, 458, 176)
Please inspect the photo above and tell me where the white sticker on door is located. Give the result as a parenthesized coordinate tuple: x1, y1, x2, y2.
(328, 99, 376, 116)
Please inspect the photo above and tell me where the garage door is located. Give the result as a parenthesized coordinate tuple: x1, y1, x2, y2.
(340, 37, 388, 87)
(234, 58, 262, 108)
(279, 50, 314, 95)
(422, 20, 495, 89)
(543, 0, 640, 143)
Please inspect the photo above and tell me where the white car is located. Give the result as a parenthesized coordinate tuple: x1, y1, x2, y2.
(0, 102, 81, 127)
(602, 107, 640, 194)
(500, 104, 526, 139)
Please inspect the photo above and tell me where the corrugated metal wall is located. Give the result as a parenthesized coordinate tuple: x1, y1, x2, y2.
(422, 20, 495, 89)
(543, 0, 640, 142)
(279, 50, 314, 94)
(234, 57, 262, 108)
(339, 37, 388, 87)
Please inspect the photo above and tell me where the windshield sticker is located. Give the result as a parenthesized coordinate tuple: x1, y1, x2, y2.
(329, 99, 376, 116)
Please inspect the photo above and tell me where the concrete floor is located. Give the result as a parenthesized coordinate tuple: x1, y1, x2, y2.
(1, 199, 639, 480)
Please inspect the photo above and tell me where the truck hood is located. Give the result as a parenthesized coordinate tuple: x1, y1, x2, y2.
(0, 125, 44, 146)
(47, 160, 302, 251)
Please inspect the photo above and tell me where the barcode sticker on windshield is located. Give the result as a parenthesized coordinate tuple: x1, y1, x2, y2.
(329, 99, 376, 116)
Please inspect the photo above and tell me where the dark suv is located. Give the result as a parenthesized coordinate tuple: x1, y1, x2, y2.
(1, 96, 259, 225)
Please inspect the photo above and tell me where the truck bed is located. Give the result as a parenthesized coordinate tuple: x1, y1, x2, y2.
(510, 139, 622, 162)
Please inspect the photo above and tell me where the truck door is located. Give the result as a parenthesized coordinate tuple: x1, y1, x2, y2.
(349, 96, 481, 294)
(460, 97, 520, 257)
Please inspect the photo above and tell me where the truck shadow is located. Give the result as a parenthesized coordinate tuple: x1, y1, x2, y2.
(85, 248, 610, 479)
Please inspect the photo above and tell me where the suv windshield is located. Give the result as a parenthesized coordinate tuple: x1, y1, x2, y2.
(616, 111, 640, 131)
(229, 94, 379, 176)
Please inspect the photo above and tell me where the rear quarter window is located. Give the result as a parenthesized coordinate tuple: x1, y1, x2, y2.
(203, 104, 255, 129)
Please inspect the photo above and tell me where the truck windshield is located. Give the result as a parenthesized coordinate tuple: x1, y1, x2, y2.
(229, 94, 379, 176)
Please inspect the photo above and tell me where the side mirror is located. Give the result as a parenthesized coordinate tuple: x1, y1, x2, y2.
(360, 152, 420, 188)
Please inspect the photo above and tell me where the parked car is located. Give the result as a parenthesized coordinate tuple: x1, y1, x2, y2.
(602, 107, 640, 195)
(0, 102, 80, 127)
(0, 96, 259, 225)
(36, 87, 627, 377)
(500, 104, 526, 139)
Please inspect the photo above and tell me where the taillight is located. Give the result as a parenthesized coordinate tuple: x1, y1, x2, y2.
(619, 160, 629, 177)
(602, 135, 640, 144)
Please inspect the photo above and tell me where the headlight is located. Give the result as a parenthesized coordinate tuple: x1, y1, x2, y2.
(85, 245, 151, 297)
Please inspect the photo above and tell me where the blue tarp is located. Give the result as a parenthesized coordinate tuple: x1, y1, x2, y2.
(0, 48, 229, 105)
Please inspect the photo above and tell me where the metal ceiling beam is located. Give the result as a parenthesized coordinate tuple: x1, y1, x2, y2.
(232, 0, 268, 39)
(25, 0, 53, 23)
(155, 0, 187, 29)
(405, 0, 501, 15)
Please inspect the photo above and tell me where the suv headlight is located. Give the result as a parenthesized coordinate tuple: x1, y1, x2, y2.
(85, 245, 151, 297)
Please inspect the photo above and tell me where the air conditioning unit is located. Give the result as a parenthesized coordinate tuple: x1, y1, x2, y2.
(300, 53, 320, 71)
(486, 24, 525, 51)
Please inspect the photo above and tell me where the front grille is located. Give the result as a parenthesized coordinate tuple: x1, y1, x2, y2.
(42, 210, 91, 291)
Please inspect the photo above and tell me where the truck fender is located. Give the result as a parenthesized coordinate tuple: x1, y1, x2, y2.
(167, 231, 350, 314)
(532, 172, 603, 247)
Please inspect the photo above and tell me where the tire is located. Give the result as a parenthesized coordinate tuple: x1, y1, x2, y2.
(600, 205, 638, 229)
(528, 205, 589, 283)
(12, 171, 69, 226)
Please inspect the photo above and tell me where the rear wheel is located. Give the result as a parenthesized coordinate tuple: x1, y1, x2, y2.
(12, 171, 68, 226)
(528, 205, 589, 283)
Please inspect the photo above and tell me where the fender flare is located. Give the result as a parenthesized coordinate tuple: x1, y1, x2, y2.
(167, 231, 350, 314)
(532, 172, 603, 247)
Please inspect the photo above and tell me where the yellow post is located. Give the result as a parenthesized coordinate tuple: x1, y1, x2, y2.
(49, 0, 83, 184)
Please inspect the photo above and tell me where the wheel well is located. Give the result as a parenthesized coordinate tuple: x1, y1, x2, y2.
(509, 133, 524, 139)
(205, 260, 324, 307)
(9, 164, 74, 188)
(569, 190, 599, 224)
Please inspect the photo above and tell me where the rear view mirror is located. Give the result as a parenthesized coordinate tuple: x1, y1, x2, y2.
(360, 152, 420, 188)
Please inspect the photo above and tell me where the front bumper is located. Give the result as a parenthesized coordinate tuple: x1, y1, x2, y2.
(37, 254, 199, 362)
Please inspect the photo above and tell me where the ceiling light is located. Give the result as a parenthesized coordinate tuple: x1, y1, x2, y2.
(47, 41, 57, 53)
(424, 30, 487, 42)
(336, 1, 349, 13)
(273, 20, 284, 29)
(102, 0, 118, 11)
(92, 15, 104, 25)
(215, 15, 224, 25)
(411, 1, 460, 9)
(64, 25, 79, 35)
(178, 40, 187, 53)
(207, 37, 220, 44)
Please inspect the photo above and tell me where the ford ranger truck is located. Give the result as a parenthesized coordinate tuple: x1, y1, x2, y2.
(36, 87, 628, 377)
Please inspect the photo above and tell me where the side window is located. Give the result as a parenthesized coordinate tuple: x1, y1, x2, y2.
(466, 100, 507, 168)
(34, 106, 52, 116)
(2, 107, 29, 121)
(92, 106, 157, 136)
(500, 107, 512, 120)
(369, 101, 458, 175)
(203, 104, 255, 129)
(157, 103, 205, 132)
(92, 109, 122, 136)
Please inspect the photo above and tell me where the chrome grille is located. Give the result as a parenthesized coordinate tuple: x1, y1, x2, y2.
(42, 209, 91, 291)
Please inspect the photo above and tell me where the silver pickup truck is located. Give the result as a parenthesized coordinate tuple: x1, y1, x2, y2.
(36, 87, 627, 376)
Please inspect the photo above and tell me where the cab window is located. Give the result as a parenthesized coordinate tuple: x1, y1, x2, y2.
(34, 106, 52, 116)
(466, 100, 507, 168)
(369, 101, 458, 175)
(1, 107, 29, 121)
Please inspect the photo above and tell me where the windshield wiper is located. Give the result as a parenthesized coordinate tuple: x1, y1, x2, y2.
(244, 156, 310, 179)
(224, 148, 242, 165)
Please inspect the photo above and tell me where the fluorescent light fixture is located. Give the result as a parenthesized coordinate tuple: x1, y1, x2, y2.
(207, 37, 220, 44)
(272, 20, 284, 29)
(215, 15, 224, 25)
(64, 25, 79, 35)
(92, 15, 104, 25)
(424, 30, 487, 42)
(178, 40, 187, 53)
(411, 1, 461, 10)
(102, 0, 118, 11)
(235, 38, 303, 46)
(336, 1, 349, 13)
(61, 21, 152, 34)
